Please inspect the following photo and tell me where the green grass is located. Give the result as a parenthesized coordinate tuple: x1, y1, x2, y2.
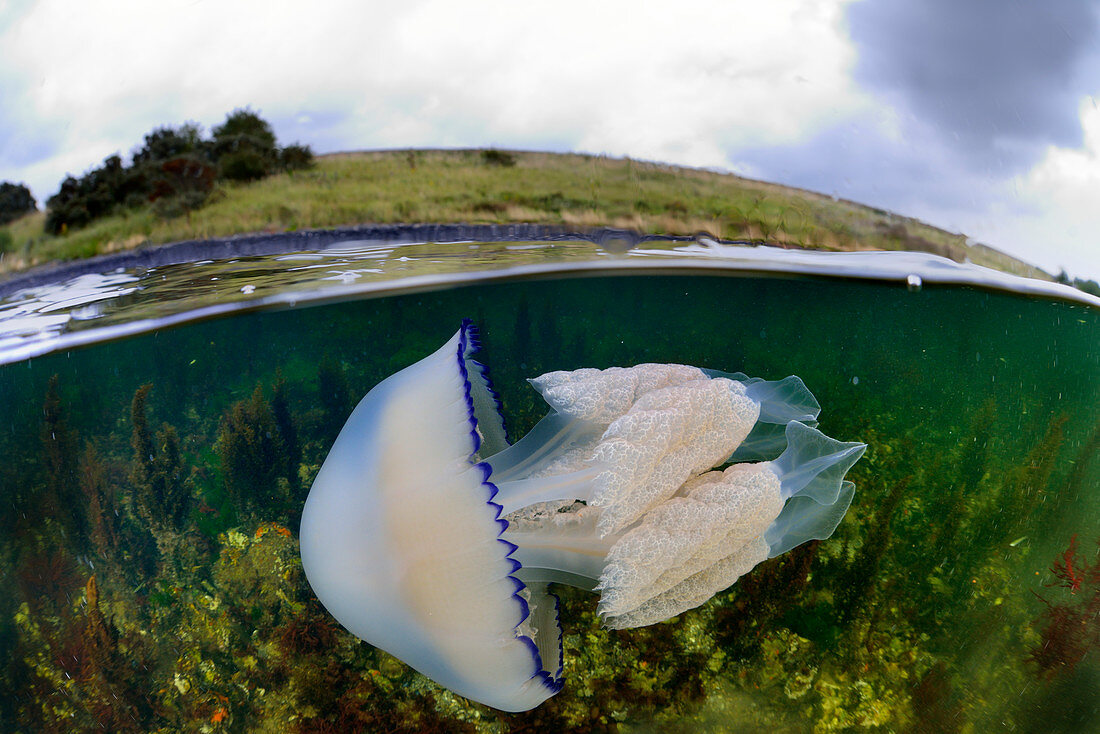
(0, 149, 1049, 279)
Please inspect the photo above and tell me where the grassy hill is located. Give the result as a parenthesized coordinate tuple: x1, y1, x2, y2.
(0, 149, 1050, 279)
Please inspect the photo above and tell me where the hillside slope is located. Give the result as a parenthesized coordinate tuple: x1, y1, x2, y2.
(0, 149, 1049, 280)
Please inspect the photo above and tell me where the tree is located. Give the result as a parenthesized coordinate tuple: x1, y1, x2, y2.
(0, 181, 36, 225)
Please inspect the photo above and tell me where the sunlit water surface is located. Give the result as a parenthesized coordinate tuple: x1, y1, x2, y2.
(1, 237, 1097, 732)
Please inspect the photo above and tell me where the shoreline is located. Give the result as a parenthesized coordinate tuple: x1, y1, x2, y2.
(0, 223, 692, 297)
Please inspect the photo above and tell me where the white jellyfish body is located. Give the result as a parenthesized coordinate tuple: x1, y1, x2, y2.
(300, 321, 865, 712)
(299, 325, 562, 711)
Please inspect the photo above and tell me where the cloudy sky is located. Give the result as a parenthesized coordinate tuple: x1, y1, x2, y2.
(2, 0, 1098, 278)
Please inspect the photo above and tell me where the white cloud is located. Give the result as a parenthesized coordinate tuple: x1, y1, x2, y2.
(1020, 99, 1100, 217)
(972, 99, 1100, 278)
(1, 0, 866, 196)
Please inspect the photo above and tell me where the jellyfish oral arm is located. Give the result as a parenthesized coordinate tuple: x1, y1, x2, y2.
(486, 365, 827, 538)
(503, 505, 614, 590)
(485, 373, 763, 535)
(493, 465, 603, 517)
(498, 420, 867, 629)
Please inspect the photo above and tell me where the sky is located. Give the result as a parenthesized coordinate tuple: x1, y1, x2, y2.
(1, 0, 1098, 279)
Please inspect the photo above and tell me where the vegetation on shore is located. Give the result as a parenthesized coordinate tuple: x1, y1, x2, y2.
(1, 148, 1054, 281)
(41, 109, 312, 237)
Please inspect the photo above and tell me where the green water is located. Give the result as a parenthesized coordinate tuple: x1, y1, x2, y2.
(1, 272, 1098, 732)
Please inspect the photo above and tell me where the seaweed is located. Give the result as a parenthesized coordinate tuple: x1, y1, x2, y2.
(216, 385, 280, 513)
(909, 662, 962, 734)
(271, 371, 302, 500)
(0, 273, 1095, 731)
(999, 413, 1070, 541)
(39, 374, 86, 544)
(1029, 535, 1100, 679)
(316, 356, 352, 448)
(717, 541, 822, 656)
(130, 384, 192, 532)
(80, 443, 120, 562)
(834, 475, 908, 626)
(925, 399, 997, 553)
(78, 576, 158, 731)
(513, 295, 531, 364)
(274, 608, 336, 656)
(1062, 421, 1100, 506)
(15, 544, 84, 617)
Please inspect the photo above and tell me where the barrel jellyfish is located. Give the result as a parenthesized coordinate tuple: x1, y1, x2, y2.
(299, 320, 865, 711)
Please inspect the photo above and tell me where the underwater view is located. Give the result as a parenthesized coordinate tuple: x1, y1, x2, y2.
(0, 239, 1098, 732)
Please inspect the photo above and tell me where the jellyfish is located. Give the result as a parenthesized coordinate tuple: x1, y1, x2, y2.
(299, 320, 865, 711)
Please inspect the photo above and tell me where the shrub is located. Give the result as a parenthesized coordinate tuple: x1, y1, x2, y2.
(212, 108, 277, 149)
(150, 155, 217, 219)
(481, 148, 516, 167)
(218, 149, 272, 182)
(280, 144, 314, 171)
(132, 123, 207, 168)
(213, 108, 280, 181)
(43, 108, 303, 234)
(0, 181, 36, 225)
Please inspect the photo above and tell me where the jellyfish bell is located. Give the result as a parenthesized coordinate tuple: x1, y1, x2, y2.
(300, 320, 866, 711)
(299, 322, 563, 711)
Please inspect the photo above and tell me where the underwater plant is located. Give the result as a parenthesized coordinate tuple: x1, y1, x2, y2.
(271, 372, 302, 498)
(80, 444, 121, 562)
(216, 385, 280, 510)
(300, 320, 865, 711)
(40, 374, 85, 541)
(1029, 534, 1100, 679)
(316, 355, 353, 446)
(130, 384, 192, 531)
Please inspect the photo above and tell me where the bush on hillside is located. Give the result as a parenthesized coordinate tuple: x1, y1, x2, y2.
(481, 149, 516, 167)
(150, 156, 219, 219)
(280, 144, 314, 172)
(212, 109, 280, 182)
(0, 182, 37, 225)
(44, 109, 313, 234)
